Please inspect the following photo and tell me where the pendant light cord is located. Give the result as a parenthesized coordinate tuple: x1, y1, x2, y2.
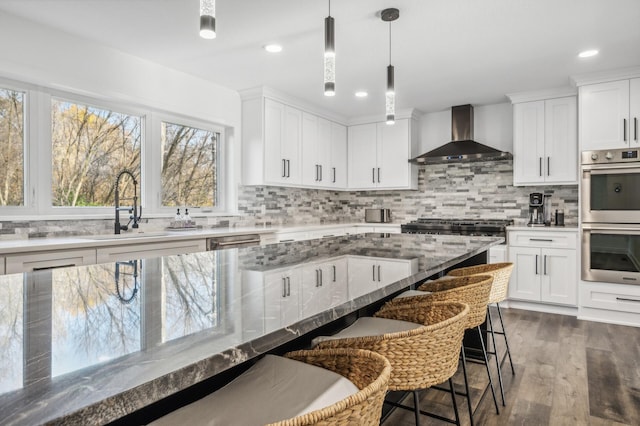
(388, 22, 392, 65)
(328, 0, 331, 17)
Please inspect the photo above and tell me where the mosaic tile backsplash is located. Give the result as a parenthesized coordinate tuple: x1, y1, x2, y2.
(0, 159, 578, 239)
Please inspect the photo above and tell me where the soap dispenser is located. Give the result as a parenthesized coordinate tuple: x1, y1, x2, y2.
(175, 208, 182, 221)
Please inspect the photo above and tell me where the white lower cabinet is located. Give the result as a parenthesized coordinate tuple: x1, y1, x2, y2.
(507, 230, 578, 306)
(579, 281, 640, 326)
(0, 256, 4, 275)
(4, 249, 97, 274)
(263, 268, 301, 333)
(300, 257, 348, 318)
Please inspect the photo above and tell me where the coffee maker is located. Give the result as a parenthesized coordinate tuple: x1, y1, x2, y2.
(528, 193, 546, 226)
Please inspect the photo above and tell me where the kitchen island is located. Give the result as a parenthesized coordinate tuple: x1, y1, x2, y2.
(0, 233, 503, 425)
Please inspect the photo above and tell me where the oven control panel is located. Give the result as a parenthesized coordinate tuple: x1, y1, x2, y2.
(582, 148, 639, 165)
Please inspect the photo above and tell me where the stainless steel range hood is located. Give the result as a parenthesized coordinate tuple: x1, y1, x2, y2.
(410, 104, 511, 164)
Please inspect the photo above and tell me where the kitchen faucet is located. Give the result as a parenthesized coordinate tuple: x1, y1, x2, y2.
(114, 170, 141, 234)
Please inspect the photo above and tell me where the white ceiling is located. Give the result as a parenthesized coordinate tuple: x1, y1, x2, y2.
(1, 0, 639, 119)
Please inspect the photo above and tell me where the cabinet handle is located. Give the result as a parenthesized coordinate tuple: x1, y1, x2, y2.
(315, 269, 319, 287)
(372, 168, 375, 184)
(635, 117, 638, 142)
(622, 277, 638, 282)
(377, 168, 381, 183)
(617, 297, 640, 302)
(539, 157, 542, 177)
(372, 265, 376, 281)
(32, 264, 76, 271)
(282, 277, 287, 297)
(286, 277, 291, 296)
(529, 238, 553, 242)
(282, 159, 286, 178)
(623, 118, 627, 142)
(377, 265, 381, 282)
(535, 254, 539, 275)
(315, 165, 318, 181)
(333, 265, 336, 282)
(547, 157, 550, 176)
(319, 268, 323, 286)
(332, 167, 336, 183)
(286, 160, 291, 177)
(544, 255, 547, 275)
(320, 165, 323, 181)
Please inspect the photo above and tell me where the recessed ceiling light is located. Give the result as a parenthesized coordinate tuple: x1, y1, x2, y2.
(264, 44, 283, 53)
(578, 49, 599, 58)
(355, 91, 368, 98)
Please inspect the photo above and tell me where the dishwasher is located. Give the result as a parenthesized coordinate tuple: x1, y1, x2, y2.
(206, 234, 262, 250)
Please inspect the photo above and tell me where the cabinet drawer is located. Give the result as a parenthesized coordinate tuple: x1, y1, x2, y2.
(275, 231, 309, 243)
(508, 231, 577, 249)
(0, 256, 5, 275)
(580, 282, 640, 314)
(5, 249, 97, 274)
(96, 240, 206, 263)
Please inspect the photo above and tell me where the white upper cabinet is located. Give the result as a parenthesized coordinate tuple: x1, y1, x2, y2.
(579, 78, 640, 150)
(301, 113, 345, 188)
(263, 99, 301, 185)
(347, 118, 418, 190)
(511, 95, 577, 185)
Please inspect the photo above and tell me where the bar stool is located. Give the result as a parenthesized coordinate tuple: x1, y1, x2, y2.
(378, 274, 498, 425)
(447, 262, 515, 406)
(314, 300, 470, 426)
(149, 348, 391, 426)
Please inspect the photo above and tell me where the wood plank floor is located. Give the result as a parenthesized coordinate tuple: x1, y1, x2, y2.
(383, 307, 640, 425)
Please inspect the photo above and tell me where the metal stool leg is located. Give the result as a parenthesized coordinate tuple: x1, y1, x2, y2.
(460, 347, 475, 426)
(448, 378, 461, 426)
(496, 303, 515, 375)
(487, 307, 506, 406)
(478, 325, 500, 414)
(413, 390, 421, 426)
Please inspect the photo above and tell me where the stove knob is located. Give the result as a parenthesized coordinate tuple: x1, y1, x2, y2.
(590, 153, 599, 161)
(605, 151, 614, 160)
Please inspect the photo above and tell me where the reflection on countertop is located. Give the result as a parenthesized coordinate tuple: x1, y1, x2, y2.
(0, 233, 503, 426)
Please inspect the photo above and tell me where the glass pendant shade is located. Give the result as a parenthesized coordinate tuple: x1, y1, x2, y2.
(386, 65, 395, 124)
(200, 0, 216, 39)
(324, 15, 335, 96)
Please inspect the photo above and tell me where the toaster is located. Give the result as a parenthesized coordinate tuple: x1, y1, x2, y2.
(365, 208, 392, 223)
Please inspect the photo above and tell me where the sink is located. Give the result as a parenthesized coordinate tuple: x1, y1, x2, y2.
(84, 231, 171, 240)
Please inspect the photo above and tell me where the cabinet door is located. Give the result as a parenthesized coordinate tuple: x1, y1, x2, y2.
(580, 80, 630, 150)
(317, 118, 332, 185)
(300, 263, 331, 318)
(326, 258, 348, 307)
(377, 119, 410, 188)
(544, 97, 577, 184)
(540, 248, 577, 306)
(5, 249, 97, 274)
(348, 123, 378, 189)
(264, 98, 286, 184)
(264, 269, 300, 332)
(330, 122, 347, 188)
(283, 106, 302, 183)
(301, 112, 319, 186)
(281, 269, 301, 326)
(513, 101, 545, 185)
(377, 258, 412, 286)
(508, 247, 541, 301)
(630, 78, 640, 147)
(347, 257, 378, 299)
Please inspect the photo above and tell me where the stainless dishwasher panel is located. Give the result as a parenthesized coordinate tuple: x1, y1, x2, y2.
(206, 234, 262, 250)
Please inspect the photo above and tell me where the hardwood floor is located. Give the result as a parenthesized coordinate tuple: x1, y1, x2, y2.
(382, 307, 640, 425)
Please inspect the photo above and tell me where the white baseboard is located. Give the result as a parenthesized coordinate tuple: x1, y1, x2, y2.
(502, 299, 578, 316)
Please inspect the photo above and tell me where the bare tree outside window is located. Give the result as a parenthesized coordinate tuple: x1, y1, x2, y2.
(0, 88, 24, 206)
(51, 99, 141, 207)
(161, 121, 217, 207)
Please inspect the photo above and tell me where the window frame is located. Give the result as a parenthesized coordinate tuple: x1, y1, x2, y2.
(0, 78, 231, 219)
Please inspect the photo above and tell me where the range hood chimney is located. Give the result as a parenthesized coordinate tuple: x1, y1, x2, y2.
(410, 104, 511, 164)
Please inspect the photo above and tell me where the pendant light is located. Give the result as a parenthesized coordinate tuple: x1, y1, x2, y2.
(324, 0, 336, 96)
(381, 8, 399, 125)
(200, 0, 216, 39)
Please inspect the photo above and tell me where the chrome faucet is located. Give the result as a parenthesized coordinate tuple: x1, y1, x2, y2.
(114, 170, 141, 234)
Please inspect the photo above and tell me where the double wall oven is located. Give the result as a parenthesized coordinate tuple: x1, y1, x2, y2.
(581, 148, 640, 285)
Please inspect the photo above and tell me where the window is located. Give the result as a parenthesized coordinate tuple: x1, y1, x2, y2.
(161, 121, 219, 208)
(0, 87, 25, 206)
(51, 98, 142, 207)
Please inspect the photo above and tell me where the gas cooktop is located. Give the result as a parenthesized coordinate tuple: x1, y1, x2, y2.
(401, 218, 513, 236)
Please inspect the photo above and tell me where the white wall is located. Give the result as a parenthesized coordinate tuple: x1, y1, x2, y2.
(0, 11, 242, 213)
(418, 102, 513, 154)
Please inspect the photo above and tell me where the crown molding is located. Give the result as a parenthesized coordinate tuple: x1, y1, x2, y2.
(570, 66, 640, 87)
(506, 86, 577, 104)
(346, 108, 421, 126)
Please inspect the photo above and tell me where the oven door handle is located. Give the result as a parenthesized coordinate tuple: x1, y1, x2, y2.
(582, 164, 640, 173)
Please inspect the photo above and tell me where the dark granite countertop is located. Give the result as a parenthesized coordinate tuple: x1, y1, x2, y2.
(0, 233, 503, 425)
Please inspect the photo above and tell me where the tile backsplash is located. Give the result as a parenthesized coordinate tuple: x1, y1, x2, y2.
(0, 159, 578, 239)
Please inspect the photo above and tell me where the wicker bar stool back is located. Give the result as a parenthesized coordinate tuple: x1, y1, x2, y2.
(376, 274, 498, 425)
(269, 348, 392, 426)
(447, 262, 515, 408)
(315, 301, 470, 425)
